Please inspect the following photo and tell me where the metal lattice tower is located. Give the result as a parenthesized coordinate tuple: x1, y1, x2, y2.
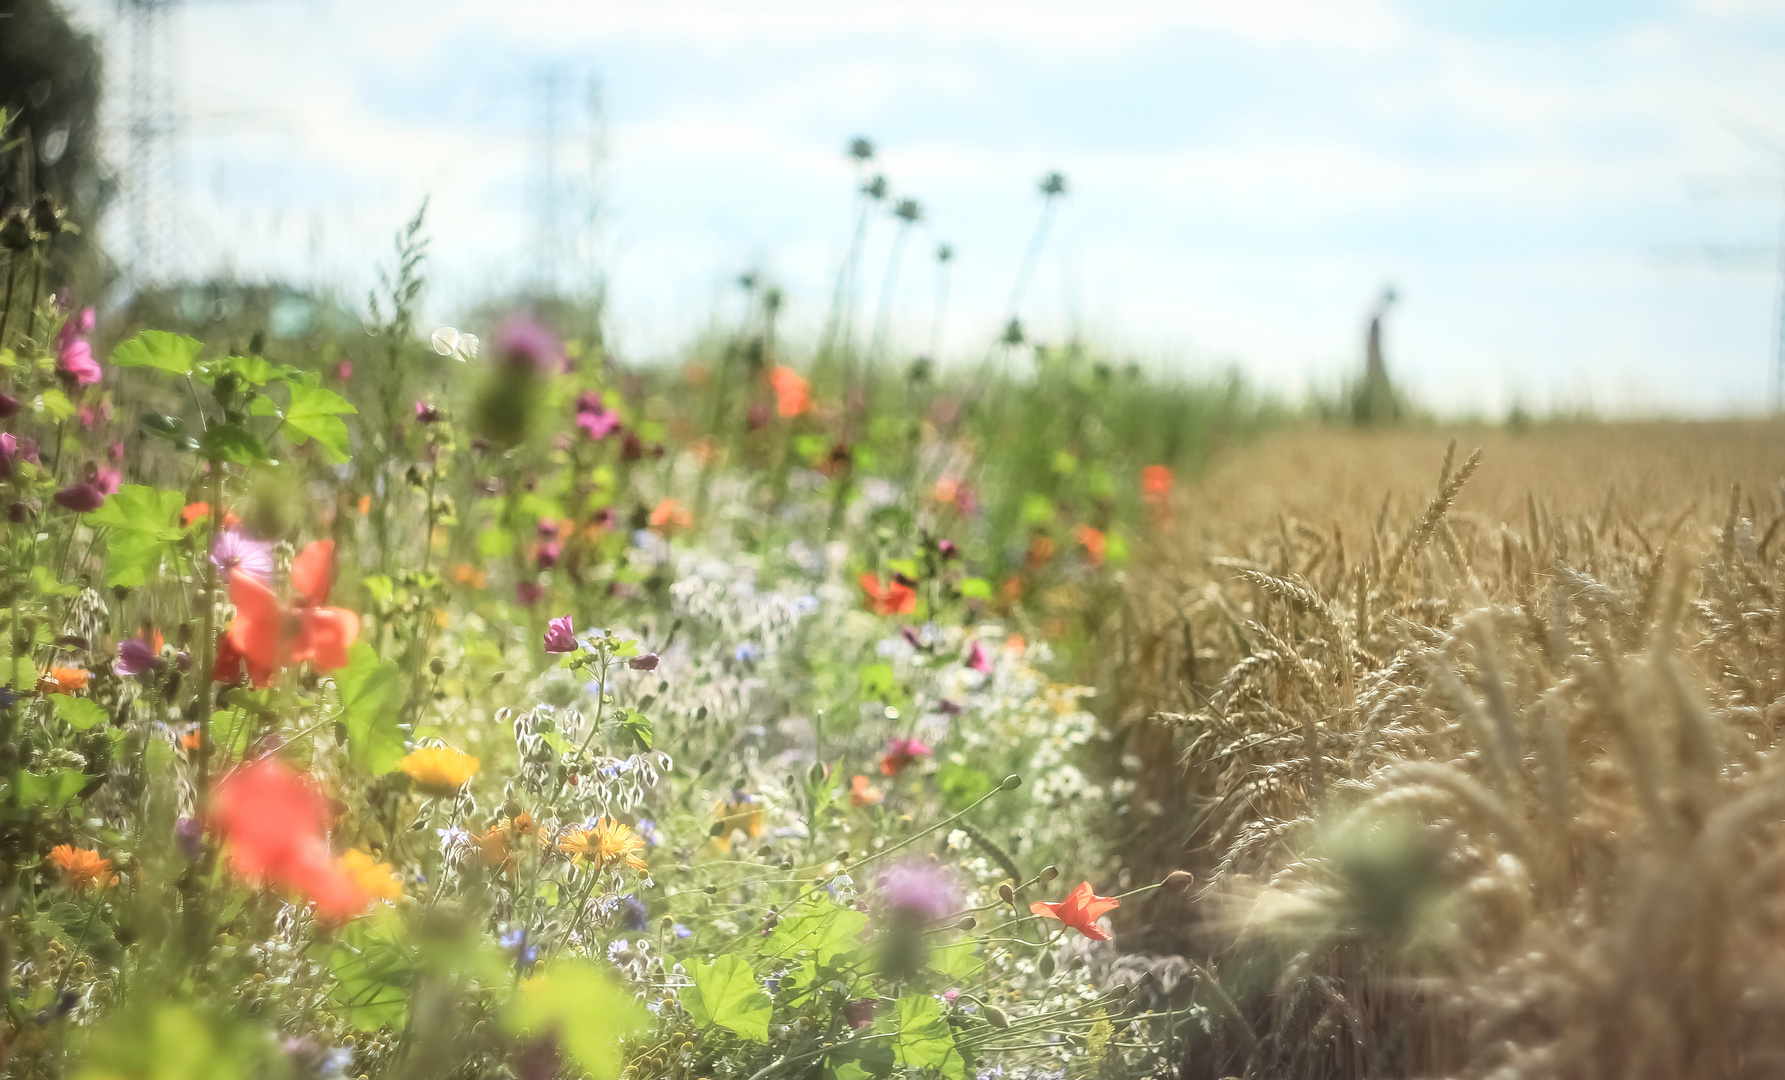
(119, 0, 179, 285)
(530, 69, 563, 295)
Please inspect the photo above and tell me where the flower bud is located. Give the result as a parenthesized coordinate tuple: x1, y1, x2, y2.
(1039, 865, 1059, 883)
(1164, 870, 1195, 894)
(998, 882, 1015, 905)
(1000, 774, 1022, 791)
(955, 916, 976, 930)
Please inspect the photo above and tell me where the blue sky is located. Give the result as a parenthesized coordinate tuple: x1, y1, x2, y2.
(66, 0, 1785, 413)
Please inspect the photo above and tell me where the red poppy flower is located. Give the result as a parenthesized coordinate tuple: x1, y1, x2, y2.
(879, 736, 932, 777)
(1030, 881, 1120, 941)
(858, 572, 916, 616)
(221, 540, 359, 688)
(208, 757, 369, 921)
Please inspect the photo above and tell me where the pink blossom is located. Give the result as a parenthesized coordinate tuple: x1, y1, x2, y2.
(966, 641, 993, 675)
(56, 308, 102, 387)
(115, 637, 162, 677)
(495, 318, 561, 373)
(516, 580, 545, 606)
(91, 467, 121, 496)
(536, 539, 561, 570)
(543, 615, 576, 653)
(876, 860, 958, 922)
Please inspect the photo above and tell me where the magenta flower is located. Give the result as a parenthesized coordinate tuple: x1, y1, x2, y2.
(536, 539, 561, 570)
(516, 580, 545, 606)
(627, 653, 660, 671)
(53, 483, 106, 513)
(92, 467, 121, 497)
(115, 637, 162, 677)
(0, 392, 17, 419)
(495, 318, 561, 373)
(879, 737, 932, 777)
(966, 641, 993, 675)
(334, 359, 353, 382)
(56, 307, 102, 387)
(543, 615, 576, 653)
(414, 400, 440, 424)
(876, 860, 958, 923)
(210, 528, 274, 583)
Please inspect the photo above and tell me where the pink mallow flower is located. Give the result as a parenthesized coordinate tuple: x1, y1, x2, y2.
(574, 392, 621, 440)
(535, 539, 561, 570)
(56, 307, 102, 387)
(879, 737, 932, 777)
(542, 616, 576, 654)
(210, 528, 275, 584)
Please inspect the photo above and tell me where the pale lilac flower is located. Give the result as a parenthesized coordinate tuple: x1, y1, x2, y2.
(876, 860, 958, 922)
(211, 528, 274, 583)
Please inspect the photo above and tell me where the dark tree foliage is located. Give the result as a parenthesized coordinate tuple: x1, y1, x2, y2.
(1, 0, 112, 287)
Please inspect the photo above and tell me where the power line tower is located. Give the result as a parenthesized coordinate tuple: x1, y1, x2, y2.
(530, 69, 564, 295)
(119, 0, 180, 285)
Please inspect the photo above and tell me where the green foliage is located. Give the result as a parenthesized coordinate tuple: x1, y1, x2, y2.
(87, 485, 185, 587)
(891, 995, 966, 1080)
(74, 1003, 293, 1080)
(506, 960, 650, 1080)
(52, 694, 108, 731)
(333, 641, 406, 774)
(680, 954, 772, 1042)
(109, 331, 203, 376)
(763, 893, 869, 966)
(281, 382, 357, 463)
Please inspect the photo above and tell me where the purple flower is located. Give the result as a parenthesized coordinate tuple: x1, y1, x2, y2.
(211, 528, 274, 583)
(52, 483, 106, 513)
(516, 580, 545, 606)
(876, 860, 959, 923)
(175, 817, 204, 860)
(0, 392, 18, 419)
(543, 615, 576, 653)
(536, 539, 561, 570)
(115, 637, 162, 677)
(575, 403, 622, 441)
(938, 539, 959, 560)
(414, 400, 440, 423)
(495, 318, 561, 373)
(627, 653, 659, 671)
(621, 894, 649, 932)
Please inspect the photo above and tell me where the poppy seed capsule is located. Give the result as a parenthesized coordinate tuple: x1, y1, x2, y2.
(1164, 870, 1195, 893)
(1000, 774, 1022, 790)
(998, 883, 1015, 905)
(985, 1006, 1009, 1029)
(1039, 865, 1059, 883)
(955, 916, 976, 930)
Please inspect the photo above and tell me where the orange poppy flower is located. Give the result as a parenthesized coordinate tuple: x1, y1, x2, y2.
(47, 845, 116, 890)
(1141, 464, 1174, 501)
(182, 502, 242, 528)
(649, 498, 693, 535)
(1030, 881, 1120, 941)
(850, 774, 883, 807)
(858, 572, 917, 616)
(209, 757, 370, 922)
(1073, 525, 1106, 566)
(769, 366, 811, 418)
(221, 540, 360, 688)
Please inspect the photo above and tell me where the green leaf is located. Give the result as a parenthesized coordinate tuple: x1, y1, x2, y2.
(221, 355, 278, 386)
(318, 912, 413, 1033)
(827, 1037, 896, 1080)
(199, 423, 270, 465)
(506, 960, 650, 1080)
(619, 709, 653, 751)
(16, 768, 87, 811)
(87, 486, 185, 588)
(35, 387, 75, 422)
(73, 1002, 288, 1080)
(892, 995, 965, 1080)
(110, 330, 202, 376)
(927, 940, 984, 983)
(937, 763, 994, 812)
(958, 577, 993, 602)
(332, 642, 405, 775)
(858, 662, 896, 702)
(283, 383, 356, 463)
(52, 696, 109, 732)
(679, 954, 771, 1042)
(31, 564, 78, 597)
(764, 894, 870, 967)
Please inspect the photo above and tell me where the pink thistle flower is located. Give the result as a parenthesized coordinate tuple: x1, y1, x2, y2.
(876, 860, 958, 923)
(495, 318, 561, 373)
(966, 641, 993, 675)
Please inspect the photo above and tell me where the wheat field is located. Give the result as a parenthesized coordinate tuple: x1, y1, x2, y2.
(1109, 420, 1785, 1080)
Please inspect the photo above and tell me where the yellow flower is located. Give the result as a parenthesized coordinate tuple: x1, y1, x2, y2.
(557, 817, 648, 875)
(401, 746, 480, 794)
(47, 845, 115, 890)
(336, 849, 402, 904)
(711, 796, 766, 854)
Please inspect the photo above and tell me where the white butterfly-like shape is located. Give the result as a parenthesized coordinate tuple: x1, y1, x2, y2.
(430, 326, 480, 362)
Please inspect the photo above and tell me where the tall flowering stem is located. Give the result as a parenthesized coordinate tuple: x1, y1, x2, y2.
(192, 463, 224, 803)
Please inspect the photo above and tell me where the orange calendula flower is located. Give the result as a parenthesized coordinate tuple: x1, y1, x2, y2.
(400, 746, 480, 794)
(768, 366, 811, 418)
(850, 774, 883, 807)
(558, 817, 648, 874)
(1030, 881, 1120, 941)
(47, 845, 115, 890)
(858, 572, 917, 616)
(649, 498, 693, 535)
(41, 667, 90, 695)
(336, 849, 403, 905)
(1073, 525, 1106, 566)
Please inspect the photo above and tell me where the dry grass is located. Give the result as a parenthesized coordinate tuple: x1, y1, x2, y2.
(1105, 420, 1785, 1080)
